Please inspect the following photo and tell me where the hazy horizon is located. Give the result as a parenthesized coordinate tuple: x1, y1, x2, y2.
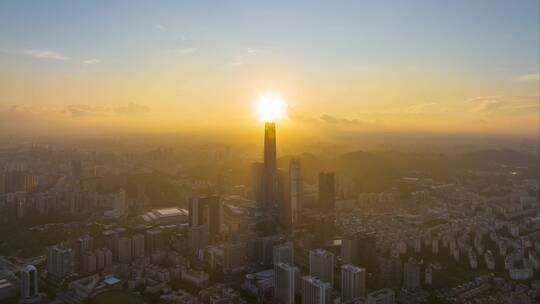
(1, 1, 539, 140)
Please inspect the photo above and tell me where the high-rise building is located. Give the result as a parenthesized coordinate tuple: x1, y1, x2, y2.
(341, 232, 377, 273)
(301, 276, 332, 304)
(20, 265, 39, 304)
(71, 160, 82, 179)
(378, 256, 402, 288)
(114, 189, 127, 215)
(46, 245, 74, 281)
(82, 251, 97, 273)
(132, 234, 145, 258)
(96, 248, 113, 268)
(103, 230, 119, 260)
(77, 235, 93, 268)
(277, 168, 288, 221)
(273, 241, 294, 265)
(188, 196, 222, 241)
(403, 258, 420, 291)
(256, 235, 280, 265)
(366, 288, 395, 304)
(145, 228, 163, 254)
(94, 248, 105, 270)
(223, 242, 246, 273)
(0, 168, 6, 194)
(188, 224, 209, 252)
(288, 158, 302, 226)
(117, 237, 132, 263)
(274, 262, 297, 304)
(318, 172, 335, 211)
(340, 264, 366, 302)
(263, 122, 277, 207)
(250, 162, 265, 203)
(309, 249, 334, 286)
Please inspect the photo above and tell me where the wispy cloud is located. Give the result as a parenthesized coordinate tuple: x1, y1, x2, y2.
(82, 58, 100, 65)
(320, 114, 364, 125)
(23, 49, 70, 60)
(169, 48, 198, 55)
(467, 95, 539, 113)
(515, 73, 540, 82)
(66, 103, 151, 117)
(155, 24, 166, 32)
(229, 48, 282, 67)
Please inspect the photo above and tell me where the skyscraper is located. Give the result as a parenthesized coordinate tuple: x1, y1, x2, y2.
(274, 262, 297, 304)
(273, 241, 294, 265)
(132, 233, 145, 258)
(117, 237, 132, 263)
(301, 276, 332, 304)
(77, 235, 93, 269)
(250, 162, 264, 203)
(288, 158, 302, 226)
(20, 265, 39, 304)
(82, 251, 97, 273)
(341, 232, 377, 273)
(340, 264, 366, 302)
(188, 224, 209, 252)
(46, 245, 74, 281)
(145, 228, 163, 254)
(309, 248, 334, 286)
(103, 230, 119, 261)
(318, 172, 335, 211)
(71, 160, 82, 179)
(403, 258, 421, 291)
(223, 242, 246, 273)
(188, 196, 222, 241)
(263, 122, 277, 208)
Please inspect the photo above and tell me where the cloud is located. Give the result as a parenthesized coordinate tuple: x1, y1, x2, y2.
(515, 73, 540, 82)
(155, 24, 166, 32)
(114, 102, 151, 116)
(66, 105, 108, 117)
(66, 103, 151, 117)
(229, 59, 244, 67)
(169, 48, 197, 55)
(229, 48, 282, 67)
(467, 95, 539, 113)
(23, 49, 70, 60)
(82, 58, 100, 65)
(319, 114, 363, 125)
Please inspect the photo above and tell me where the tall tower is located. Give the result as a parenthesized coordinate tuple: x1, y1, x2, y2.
(274, 262, 297, 304)
(20, 265, 40, 303)
(318, 172, 335, 211)
(301, 276, 332, 304)
(288, 158, 302, 226)
(263, 122, 277, 208)
(309, 248, 335, 286)
(341, 264, 366, 302)
(188, 196, 222, 242)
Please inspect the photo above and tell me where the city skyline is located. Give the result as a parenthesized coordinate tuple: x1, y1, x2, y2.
(0, 2, 539, 304)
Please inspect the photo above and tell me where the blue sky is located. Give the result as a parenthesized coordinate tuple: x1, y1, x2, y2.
(1, 1, 538, 72)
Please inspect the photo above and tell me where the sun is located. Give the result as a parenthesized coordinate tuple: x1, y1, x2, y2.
(255, 92, 287, 122)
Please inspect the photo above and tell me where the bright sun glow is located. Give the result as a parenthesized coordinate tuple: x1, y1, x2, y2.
(255, 92, 287, 122)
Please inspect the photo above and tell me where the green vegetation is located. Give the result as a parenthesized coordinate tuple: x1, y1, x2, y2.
(0, 216, 87, 257)
(431, 262, 486, 289)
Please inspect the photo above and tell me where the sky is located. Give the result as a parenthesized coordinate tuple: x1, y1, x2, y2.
(0, 0, 538, 139)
